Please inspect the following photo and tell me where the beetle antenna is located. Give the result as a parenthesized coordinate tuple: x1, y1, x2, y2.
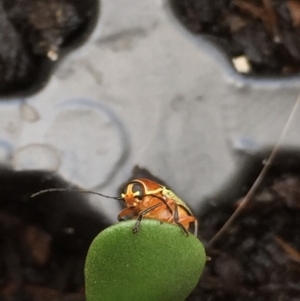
(31, 188, 123, 200)
(209, 92, 300, 246)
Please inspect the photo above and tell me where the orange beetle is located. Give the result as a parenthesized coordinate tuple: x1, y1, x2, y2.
(118, 178, 198, 236)
(31, 178, 198, 236)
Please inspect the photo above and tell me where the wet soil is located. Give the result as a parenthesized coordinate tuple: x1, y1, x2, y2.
(171, 0, 300, 76)
(0, 0, 99, 97)
(0, 168, 108, 301)
(187, 152, 300, 301)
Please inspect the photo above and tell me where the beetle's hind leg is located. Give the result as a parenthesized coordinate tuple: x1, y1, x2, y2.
(193, 218, 198, 237)
(173, 203, 189, 236)
(173, 203, 198, 236)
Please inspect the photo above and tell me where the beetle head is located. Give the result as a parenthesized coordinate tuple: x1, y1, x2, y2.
(121, 178, 165, 208)
(121, 181, 145, 208)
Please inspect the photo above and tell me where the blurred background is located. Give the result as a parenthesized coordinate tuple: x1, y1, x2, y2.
(0, 0, 300, 222)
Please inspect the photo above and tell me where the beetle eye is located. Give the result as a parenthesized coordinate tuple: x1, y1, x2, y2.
(132, 183, 144, 200)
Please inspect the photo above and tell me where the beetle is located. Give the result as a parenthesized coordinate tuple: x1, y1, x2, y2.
(118, 178, 198, 236)
(31, 177, 198, 236)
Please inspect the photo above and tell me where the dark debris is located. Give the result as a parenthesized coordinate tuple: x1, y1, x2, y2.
(0, 169, 109, 301)
(0, 211, 86, 301)
(0, 0, 98, 96)
(171, 0, 300, 76)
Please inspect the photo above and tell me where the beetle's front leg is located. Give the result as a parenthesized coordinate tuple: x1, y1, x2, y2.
(117, 207, 135, 221)
(132, 203, 164, 233)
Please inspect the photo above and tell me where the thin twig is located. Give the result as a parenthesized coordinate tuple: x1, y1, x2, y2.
(209, 93, 300, 246)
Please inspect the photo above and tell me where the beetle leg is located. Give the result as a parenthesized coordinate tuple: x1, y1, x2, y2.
(175, 215, 198, 237)
(173, 202, 189, 236)
(193, 218, 198, 237)
(132, 203, 165, 233)
(147, 194, 173, 214)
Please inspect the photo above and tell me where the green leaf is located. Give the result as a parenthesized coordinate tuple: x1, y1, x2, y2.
(85, 219, 206, 301)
